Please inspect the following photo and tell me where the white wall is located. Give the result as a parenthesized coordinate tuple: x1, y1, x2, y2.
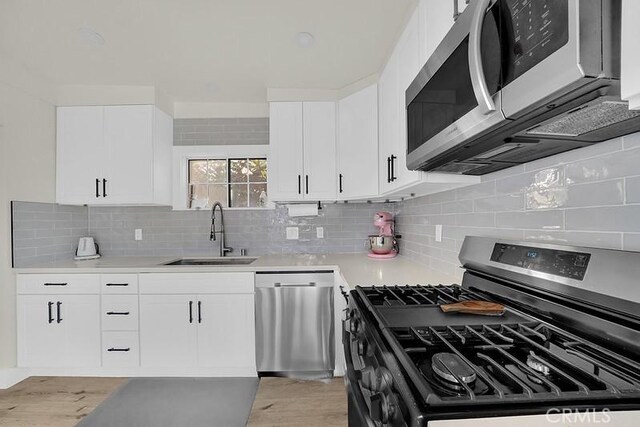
(0, 59, 56, 369)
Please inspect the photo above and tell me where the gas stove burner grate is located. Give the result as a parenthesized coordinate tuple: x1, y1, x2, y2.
(394, 321, 640, 404)
(359, 284, 470, 306)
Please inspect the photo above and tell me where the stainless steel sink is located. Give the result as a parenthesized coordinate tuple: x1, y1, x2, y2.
(162, 257, 257, 266)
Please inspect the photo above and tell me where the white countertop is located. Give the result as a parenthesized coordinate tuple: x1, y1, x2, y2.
(13, 253, 460, 287)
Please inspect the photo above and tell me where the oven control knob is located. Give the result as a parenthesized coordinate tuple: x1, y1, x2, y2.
(348, 310, 362, 335)
(370, 392, 395, 424)
(357, 338, 369, 357)
(358, 366, 393, 393)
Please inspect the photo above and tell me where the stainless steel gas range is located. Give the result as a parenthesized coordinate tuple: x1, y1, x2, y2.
(343, 237, 640, 426)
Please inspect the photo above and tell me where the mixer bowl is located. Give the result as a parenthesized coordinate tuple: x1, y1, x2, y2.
(369, 235, 394, 254)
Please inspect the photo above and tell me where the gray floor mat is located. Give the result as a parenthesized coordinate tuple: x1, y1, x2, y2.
(77, 377, 259, 427)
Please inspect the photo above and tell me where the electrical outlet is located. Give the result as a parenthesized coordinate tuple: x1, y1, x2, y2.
(286, 227, 299, 240)
(316, 227, 324, 239)
(134, 229, 143, 241)
(435, 224, 442, 242)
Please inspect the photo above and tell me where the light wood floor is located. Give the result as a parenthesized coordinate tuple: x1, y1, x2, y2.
(247, 377, 347, 427)
(0, 376, 347, 427)
(0, 377, 127, 427)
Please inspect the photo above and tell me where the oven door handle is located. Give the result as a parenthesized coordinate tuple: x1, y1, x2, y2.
(344, 328, 377, 427)
(469, 0, 496, 115)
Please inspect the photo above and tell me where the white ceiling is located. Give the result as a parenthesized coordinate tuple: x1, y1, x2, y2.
(0, 0, 416, 103)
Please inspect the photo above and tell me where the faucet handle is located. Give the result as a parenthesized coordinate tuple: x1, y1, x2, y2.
(223, 246, 233, 255)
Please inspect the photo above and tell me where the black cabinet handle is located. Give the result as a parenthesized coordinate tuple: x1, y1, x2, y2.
(339, 174, 343, 193)
(106, 311, 130, 316)
(48, 301, 54, 324)
(386, 157, 391, 183)
(96, 178, 100, 198)
(390, 155, 397, 182)
(188, 301, 193, 323)
(107, 348, 130, 352)
(297, 175, 301, 194)
(105, 283, 128, 287)
(305, 175, 309, 195)
(56, 301, 62, 323)
(44, 282, 67, 286)
(197, 301, 202, 323)
(102, 179, 107, 197)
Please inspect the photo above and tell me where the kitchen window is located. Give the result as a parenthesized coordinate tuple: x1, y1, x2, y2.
(188, 158, 268, 209)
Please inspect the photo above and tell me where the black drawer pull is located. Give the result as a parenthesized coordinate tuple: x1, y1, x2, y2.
(56, 301, 62, 323)
(106, 311, 130, 316)
(48, 301, 54, 324)
(96, 178, 100, 198)
(102, 178, 107, 197)
(44, 282, 68, 286)
(105, 283, 129, 287)
(107, 348, 130, 352)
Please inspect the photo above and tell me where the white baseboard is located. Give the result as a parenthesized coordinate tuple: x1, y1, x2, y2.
(0, 368, 29, 389)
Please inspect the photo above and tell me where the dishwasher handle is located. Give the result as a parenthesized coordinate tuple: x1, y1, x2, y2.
(274, 282, 317, 287)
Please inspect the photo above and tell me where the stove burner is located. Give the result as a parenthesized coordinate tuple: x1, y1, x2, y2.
(431, 352, 477, 385)
(526, 353, 551, 376)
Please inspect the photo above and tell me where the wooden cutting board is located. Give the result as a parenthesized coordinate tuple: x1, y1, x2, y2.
(440, 300, 505, 316)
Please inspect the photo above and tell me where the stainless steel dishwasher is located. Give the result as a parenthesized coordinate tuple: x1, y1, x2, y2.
(255, 271, 334, 375)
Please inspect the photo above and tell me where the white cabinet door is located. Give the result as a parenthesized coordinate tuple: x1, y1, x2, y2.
(103, 105, 154, 204)
(59, 295, 101, 367)
(139, 294, 198, 367)
(302, 102, 337, 200)
(268, 102, 305, 201)
(17, 294, 100, 367)
(418, 0, 456, 65)
(17, 295, 66, 367)
(393, 8, 423, 191)
(622, 0, 640, 110)
(378, 52, 400, 195)
(337, 84, 379, 200)
(56, 106, 105, 204)
(196, 294, 255, 369)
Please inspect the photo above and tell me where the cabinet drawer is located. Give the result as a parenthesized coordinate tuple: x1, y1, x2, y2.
(102, 295, 139, 331)
(102, 331, 139, 367)
(100, 274, 138, 294)
(17, 274, 100, 295)
(139, 272, 254, 294)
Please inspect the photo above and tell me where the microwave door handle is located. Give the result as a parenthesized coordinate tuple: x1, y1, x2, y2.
(469, 0, 496, 115)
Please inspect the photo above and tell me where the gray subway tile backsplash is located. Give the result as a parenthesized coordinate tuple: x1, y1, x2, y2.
(11, 201, 88, 267)
(173, 117, 269, 146)
(395, 132, 640, 280)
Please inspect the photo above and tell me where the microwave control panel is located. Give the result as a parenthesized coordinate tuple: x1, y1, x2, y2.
(490, 243, 590, 281)
(504, 0, 569, 81)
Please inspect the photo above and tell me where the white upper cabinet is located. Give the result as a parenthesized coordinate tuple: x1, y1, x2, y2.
(56, 105, 173, 206)
(269, 101, 336, 202)
(622, 0, 640, 110)
(337, 84, 379, 200)
(377, 2, 479, 197)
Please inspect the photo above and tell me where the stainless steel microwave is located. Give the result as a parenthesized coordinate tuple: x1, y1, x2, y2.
(406, 0, 640, 175)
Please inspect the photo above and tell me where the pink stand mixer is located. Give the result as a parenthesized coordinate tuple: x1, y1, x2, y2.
(368, 211, 398, 259)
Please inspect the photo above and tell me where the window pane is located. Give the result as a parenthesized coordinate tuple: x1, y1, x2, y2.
(230, 184, 248, 207)
(189, 184, 209, 209)
(208, 160, 227, 183)
(189, 160, 209, 183)
(248, 159, 267, 182)
(230, 159, 249, 183)
(249, 183, 268, 207)
(208, 184, 228, 207)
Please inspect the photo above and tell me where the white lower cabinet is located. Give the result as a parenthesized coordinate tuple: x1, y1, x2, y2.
(17, 294, 101, 368)
(17, 272, 256, 376)
(139, 294, 199, 367)
(139, 293, 255, 370)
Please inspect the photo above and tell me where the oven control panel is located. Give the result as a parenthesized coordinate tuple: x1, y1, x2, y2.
(490, 243, 590, 280)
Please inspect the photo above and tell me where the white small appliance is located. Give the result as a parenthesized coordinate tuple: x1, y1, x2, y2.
(75, 237, 100, 260)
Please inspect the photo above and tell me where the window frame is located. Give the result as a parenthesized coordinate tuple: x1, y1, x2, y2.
(172, 145, 272, 211)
